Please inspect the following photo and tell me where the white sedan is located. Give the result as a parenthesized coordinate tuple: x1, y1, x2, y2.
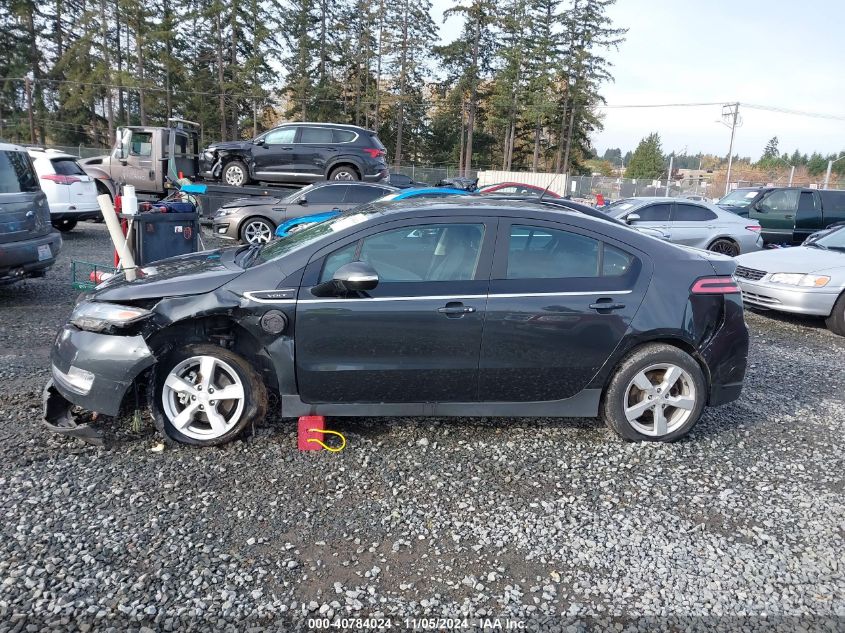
(28, 148, 100, 232)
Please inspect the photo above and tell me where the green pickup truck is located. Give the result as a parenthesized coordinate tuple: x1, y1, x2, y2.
(718, 187, 845, 244)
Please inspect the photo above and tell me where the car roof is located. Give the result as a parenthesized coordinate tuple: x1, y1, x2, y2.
(27, 148, 78, 160)
(310, 181, 397, 190)
(274, 122, 375, 133)
(0, 141, 29, 153)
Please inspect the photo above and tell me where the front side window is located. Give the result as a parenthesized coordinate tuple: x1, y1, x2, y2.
(130, 132, 153, 157)
(300, 127, 334, 144)
(673, 203, 717, 222)
(306, 185, 347, 204)
(632, 203, 672, 222)
(506, 225, 633, 279)
(759, 189, 799, 213)
(0, 150, 40, 193)
(320, 223, 485, 283)
(264, 127, 296, 145)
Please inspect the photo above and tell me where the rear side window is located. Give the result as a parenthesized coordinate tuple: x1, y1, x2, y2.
(633, 203, 672, 222)
(820, 190, 845, 215)
(0, 150, 40, 193)
(333, 129, 357, 143)
(345, 185, 388, 203)
(507, 225, 633, 279)
(300, 127, 334, 143)
(51, 158, 86, 176)
(673, 203, 717, 222)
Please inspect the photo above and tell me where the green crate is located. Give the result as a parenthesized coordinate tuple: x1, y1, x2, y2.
(71, 261, 118, 291)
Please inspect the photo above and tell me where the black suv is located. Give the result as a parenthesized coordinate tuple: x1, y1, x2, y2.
(200, 123, 389, 187)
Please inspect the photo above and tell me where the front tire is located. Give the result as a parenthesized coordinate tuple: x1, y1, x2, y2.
(151, 344, 267, 446)
(825, 292, 845, 337)
(222, 160, 251, 187)
(601, 343, 706, 442)
(708, 238, 739, 256)
(53, 219, 78, 232)
(240, 216, 275, 244)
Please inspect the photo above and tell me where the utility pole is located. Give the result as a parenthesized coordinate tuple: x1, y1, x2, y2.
(788, 165, 795, 187)
(721, 102, 741, 195)
(824, 154, 845, 189)
(25, 76, 35, 145)
(665, 154, 673, 197)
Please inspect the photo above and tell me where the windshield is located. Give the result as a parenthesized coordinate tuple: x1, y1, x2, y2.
(718, 190, 759, 208)
(251, 211, 371, 266)
(814, 226, 845, 250)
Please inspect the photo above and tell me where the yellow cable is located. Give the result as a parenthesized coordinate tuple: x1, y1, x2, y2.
(307, 428, 346, 453)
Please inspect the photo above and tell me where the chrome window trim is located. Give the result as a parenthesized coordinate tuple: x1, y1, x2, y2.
(258, 290, 634, 305)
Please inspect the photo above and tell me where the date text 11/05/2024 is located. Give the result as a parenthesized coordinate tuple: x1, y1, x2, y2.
(307, 617, 526, 630)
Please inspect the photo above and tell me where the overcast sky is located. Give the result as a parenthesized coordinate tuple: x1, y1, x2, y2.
(431, 0, 845, 160)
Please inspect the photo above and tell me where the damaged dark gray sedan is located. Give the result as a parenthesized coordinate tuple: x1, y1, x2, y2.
(46, 198, 749, 446)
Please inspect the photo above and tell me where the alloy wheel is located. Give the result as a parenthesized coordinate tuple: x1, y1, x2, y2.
(623, 363, 697, 437)
(709, 240, 739, 256)
(332, 170, 355, 180)
(161, 355, 246, 441)
(225, 165, 245, 186)
(243, 220, 273, 244)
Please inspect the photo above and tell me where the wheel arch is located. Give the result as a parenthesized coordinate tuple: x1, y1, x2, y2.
(325, 159, 362, 179)
(706, 235, 739, 250)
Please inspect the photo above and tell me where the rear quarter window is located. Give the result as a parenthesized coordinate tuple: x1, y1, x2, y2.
(0, 150, 40, 193)
(333, 129, 357, 143)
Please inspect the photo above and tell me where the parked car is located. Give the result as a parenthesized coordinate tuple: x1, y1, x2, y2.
(605, 197, 763, 256)
(212, 181, 396, 244)
(478, 182, 561, 198)
(200, 123, 390, 187)
(388, 173, 429, 189)
(46, 198, 748, 447)
(28, 148, 100, 232)
(719, 187, 845, 244)
(0, 142, 62, 283)
(379, 187, 472, 201)
(734, 225, 845, 335)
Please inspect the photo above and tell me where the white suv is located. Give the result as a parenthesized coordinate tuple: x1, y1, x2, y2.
(28, 148, 100, 232)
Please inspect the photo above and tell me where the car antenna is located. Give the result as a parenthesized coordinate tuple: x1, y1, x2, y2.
(538, 172, 562, 202)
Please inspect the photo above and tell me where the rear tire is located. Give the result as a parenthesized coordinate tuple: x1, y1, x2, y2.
(329, 165, 360, 181)
(824, 292, 845, 337)
(52, 219, 78, 232)
(150, 344, 267, 447)
(601, 343, 707, 442)
(222, 160, 251, 187)
(708, 238, 739, 256)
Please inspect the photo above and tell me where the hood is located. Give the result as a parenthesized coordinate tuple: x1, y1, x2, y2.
(93, 249, 244, 301)
(735, 246, 845, 274)
(221, 195, 285, 209)
(208, 140, 252, 152)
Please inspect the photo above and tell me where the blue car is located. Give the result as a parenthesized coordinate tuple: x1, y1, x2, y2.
(275, 210, 342, 238)
(379, 187, 472, 201)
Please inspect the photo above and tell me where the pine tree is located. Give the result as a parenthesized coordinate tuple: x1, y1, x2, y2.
(626, 132, 664, 180)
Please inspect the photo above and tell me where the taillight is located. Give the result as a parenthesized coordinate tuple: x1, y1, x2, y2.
(691, 276, 740, 294)
(745, 225, 761, 232)
(41, 174, 81, 185)
(363, 148, 386, 159)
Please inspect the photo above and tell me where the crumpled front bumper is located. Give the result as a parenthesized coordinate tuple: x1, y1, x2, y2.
(49, 326, 156, 417)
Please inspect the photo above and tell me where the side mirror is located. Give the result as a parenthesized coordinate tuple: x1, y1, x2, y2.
(626, 213, 641, 224)
(298, 198, 308, 206)
(312, 262, 379, 297)
(253, 138, 266, 146)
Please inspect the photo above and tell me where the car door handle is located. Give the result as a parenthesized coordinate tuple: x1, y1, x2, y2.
(589, 299, 626, 312)
(437, 302, 475, 317)
(784, 215, 794, 219)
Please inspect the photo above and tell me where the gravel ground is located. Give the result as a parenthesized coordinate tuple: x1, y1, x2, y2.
(0, 223, 842, 632)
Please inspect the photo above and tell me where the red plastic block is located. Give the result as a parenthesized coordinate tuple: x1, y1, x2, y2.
(298, 416, 326, 451)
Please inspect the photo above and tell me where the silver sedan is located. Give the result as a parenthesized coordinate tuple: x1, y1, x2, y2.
(734, 225, 845, 336)
(605, 197, 763, 256)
